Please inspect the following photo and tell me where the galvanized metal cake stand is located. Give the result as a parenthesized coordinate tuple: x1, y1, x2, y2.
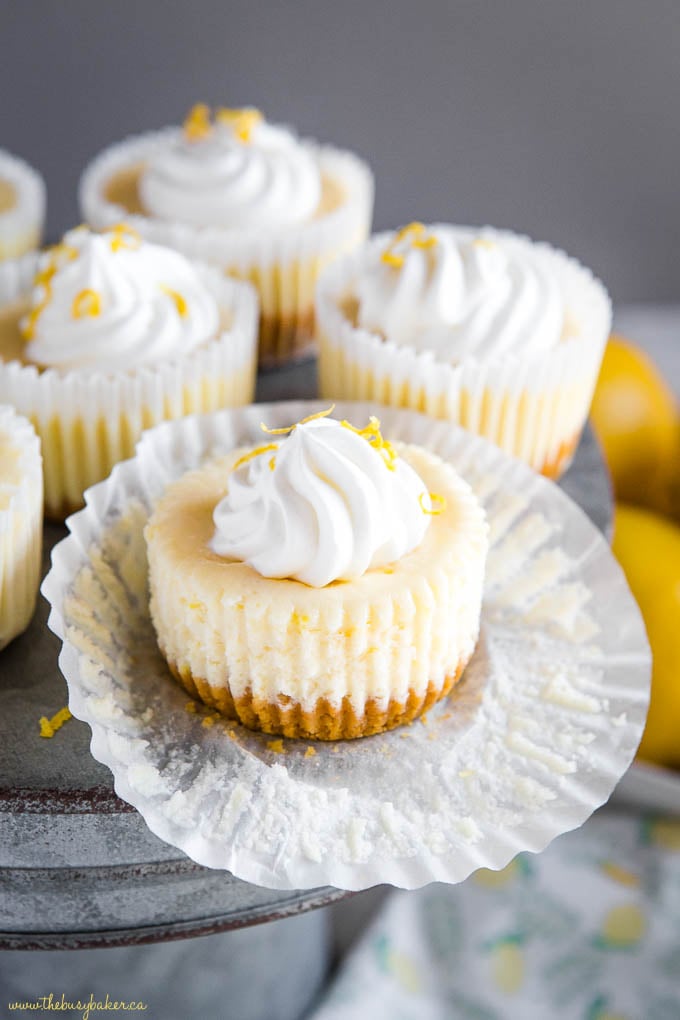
(0, 361, 612, 1016)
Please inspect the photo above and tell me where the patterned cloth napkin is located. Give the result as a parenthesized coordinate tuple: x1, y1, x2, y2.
(311, 808, 680, 1020)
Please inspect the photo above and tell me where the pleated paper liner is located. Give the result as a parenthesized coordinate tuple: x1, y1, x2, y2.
(43, 401, 649, 891)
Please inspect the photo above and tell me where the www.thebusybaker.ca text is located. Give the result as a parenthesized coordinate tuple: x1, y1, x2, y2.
(8, 992, 147, 1020)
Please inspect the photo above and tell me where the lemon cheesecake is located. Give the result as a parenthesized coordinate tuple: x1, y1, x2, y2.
(0, 405, 42, 649)
(0, 224, 258, 517)
(145, 410, 488, 740)
(0, 149, 46, 261)
(79, 105, 374, 367)
(317, 223, 611, 478)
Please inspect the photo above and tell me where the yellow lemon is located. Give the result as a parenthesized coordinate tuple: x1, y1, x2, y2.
(612, 504, 680, 769)
(600, 904, 646, 948)
(590, 336, 680, 513)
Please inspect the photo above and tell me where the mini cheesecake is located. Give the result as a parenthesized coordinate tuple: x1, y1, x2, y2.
(145, 421, 488, 740)
(0, 150, 46, 261)
(79, 105, 374, 366)
(0, 405, 42, 649)
(316, 223, 611, 479)
(0, 225, 258, 518)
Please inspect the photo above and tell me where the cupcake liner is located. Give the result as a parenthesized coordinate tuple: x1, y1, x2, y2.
(79, 130, 374, 365)
(0, 150, 46, 260)
(42, 400, 649, 891)
(316, 227, 612, 477)
(0, 404, 42, 648)
(0, 254, 258, 517)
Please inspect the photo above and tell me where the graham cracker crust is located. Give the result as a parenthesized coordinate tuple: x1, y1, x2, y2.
(167, 657, 469, 740)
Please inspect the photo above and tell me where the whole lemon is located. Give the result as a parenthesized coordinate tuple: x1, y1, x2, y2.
(612, 504, 680, 768)
(591, 336, 680, 513)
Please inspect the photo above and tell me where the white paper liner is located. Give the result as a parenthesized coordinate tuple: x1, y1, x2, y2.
(0, 254, 258, 516)
(42, 401, 650, 891)
(0, 404, 42, 648)
(316, 228, 612, 476)
(79, 130, 374, 364)
(0, 150, 46, 259)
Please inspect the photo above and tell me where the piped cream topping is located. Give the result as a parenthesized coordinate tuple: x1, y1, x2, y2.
(210, 410, 440, 587)
(21, 225, 220, 370)
(357, 223, 565, 360)
(138, 104, 322, 231)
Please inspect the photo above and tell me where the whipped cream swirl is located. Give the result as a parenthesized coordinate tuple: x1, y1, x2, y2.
(210, 416, 431, 587)
(22, 226, 220, 370)
(139, 111, 322, 231)
(357, 225, 564, 360)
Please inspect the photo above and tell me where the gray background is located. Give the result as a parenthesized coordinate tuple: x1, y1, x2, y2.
(2, 0, 678, 303)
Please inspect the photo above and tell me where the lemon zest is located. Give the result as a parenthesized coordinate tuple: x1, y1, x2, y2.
(160, 284, 188, 317)
(22, 245, 77, 340)
(419, 491, 447, 515)
(260, 404, 336, 436)
(341, 415, 398, 471)
(183, 103, 212, 141)
(395, 221, 425, 242)
(21, 281, 54, 340)
(216, 106, 263, 143)
(107, 222, 141, 252)
(39, 706, 72, 739)
(21, 305, 43, 341)
(413, 234, 438, 250)
(380, 249, 405, 268)
(34, 263, 58, 291)
(49, 241, 79, 264)
(72, 288, 102, 320)
(232, 443, 279, 472)
(269, 456, 276, 471)
(381, 221, 438, 267)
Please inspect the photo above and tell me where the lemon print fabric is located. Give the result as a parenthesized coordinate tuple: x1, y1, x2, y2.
(596, 905, 646, 950)
(308, 812, 680, 1020)
(643, 818, 680, 852)
(486, 935, 526, 995)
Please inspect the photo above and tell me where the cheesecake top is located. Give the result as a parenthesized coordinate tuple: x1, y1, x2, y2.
(20, 224, 220, 370)
(138, 104, 322, 232)
(356, 222, 565, 361)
